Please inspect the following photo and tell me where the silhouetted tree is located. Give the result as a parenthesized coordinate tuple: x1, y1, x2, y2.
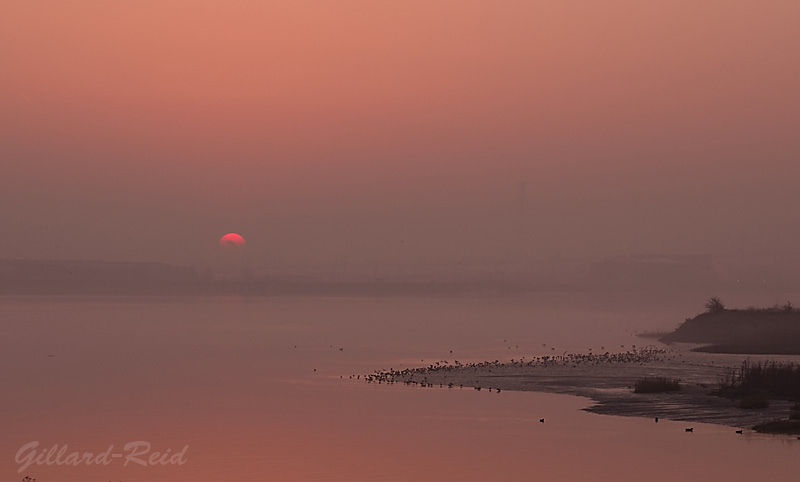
(705, 296, 725, 313)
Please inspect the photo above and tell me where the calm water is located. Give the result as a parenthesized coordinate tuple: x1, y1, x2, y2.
(1, 293, 798, 481)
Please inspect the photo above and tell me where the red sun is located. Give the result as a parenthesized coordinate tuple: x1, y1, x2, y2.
(219, 232, 246, 249)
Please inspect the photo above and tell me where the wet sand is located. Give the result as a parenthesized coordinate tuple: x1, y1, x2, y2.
(366, 346, 797, 431)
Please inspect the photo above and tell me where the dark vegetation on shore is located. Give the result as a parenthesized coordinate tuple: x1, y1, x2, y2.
(716, 361, 800, 433)
(633, 377, 680, 393)
(660, 298, 800, 354)
(718, 361, 800, 400)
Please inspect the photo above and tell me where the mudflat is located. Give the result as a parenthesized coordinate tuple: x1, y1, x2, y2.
(366, 347, 798, 431)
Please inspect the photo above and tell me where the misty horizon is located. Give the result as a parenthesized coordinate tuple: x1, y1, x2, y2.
(2, 1, 799, 271)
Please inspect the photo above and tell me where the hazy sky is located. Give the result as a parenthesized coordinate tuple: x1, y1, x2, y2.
(2, 1, 799, 268)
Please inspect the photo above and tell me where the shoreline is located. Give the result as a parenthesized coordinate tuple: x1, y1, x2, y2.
(366, 347, 798, 433)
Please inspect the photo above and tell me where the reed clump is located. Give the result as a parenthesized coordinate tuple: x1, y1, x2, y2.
(719, 361, 800, 400)
(634, 377, 681, 393)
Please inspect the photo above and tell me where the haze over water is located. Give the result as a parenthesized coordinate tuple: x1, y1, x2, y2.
(2, 293, 799, 481)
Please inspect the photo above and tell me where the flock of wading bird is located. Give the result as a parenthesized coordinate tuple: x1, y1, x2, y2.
(343, 346, 762, 435)
(357, 346, 667, 387)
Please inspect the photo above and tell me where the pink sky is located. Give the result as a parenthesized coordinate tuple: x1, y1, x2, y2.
(1, 1, 799, 268)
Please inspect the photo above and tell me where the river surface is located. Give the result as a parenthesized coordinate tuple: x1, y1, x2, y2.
(1, 292, 798, 481)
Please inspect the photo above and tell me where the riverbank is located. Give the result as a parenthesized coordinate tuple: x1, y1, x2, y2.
(660, 303, 800, 354)
(365, 347, 798, 433)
